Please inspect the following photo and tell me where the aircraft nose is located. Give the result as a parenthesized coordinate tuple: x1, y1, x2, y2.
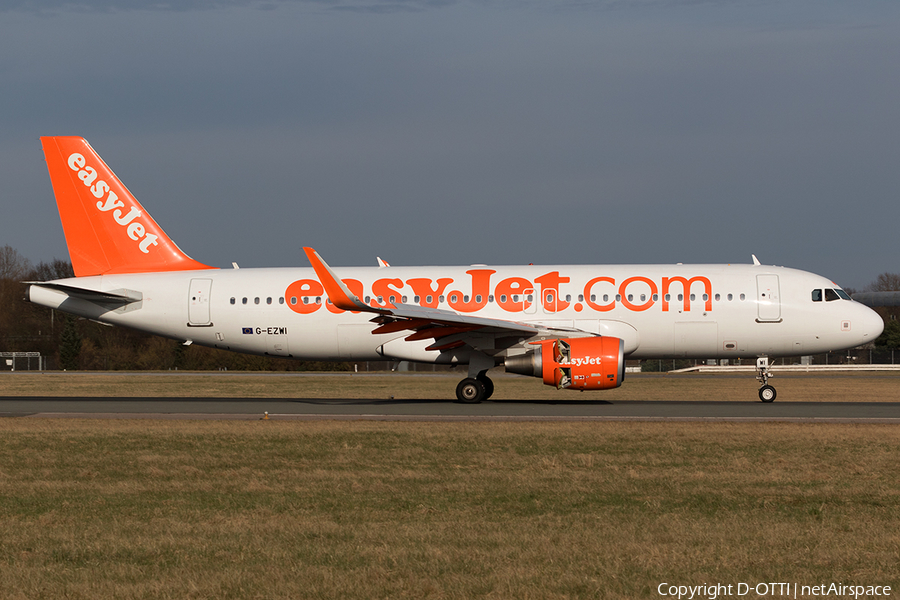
(854, 302, 884, 344)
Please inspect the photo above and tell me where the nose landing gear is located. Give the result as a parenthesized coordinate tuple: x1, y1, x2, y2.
(756, 356, 776, 402)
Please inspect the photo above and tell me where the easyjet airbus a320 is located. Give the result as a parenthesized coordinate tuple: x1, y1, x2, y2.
(27, 137, 884, 402)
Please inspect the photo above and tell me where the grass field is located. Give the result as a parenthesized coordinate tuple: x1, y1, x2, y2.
(1, 370, 899, 401)
(1, 419, 899, 599)
(1, 373, 898, 598)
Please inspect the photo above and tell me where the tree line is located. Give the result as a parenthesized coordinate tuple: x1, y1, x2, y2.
(865, 273, 900, 351)
(1, 244, 898, 370)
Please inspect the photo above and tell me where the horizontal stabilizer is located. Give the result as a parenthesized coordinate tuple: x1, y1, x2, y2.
(25, 282, 142, 305)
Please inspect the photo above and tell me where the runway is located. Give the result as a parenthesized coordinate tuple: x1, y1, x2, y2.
(2, 396, 899, 422)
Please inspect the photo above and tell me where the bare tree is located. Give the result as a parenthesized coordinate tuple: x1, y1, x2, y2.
(0, 245, 31, 281)
(866, 272, 900, 292)
(0, 246, 36, 349)
(28, 259, 74, 282)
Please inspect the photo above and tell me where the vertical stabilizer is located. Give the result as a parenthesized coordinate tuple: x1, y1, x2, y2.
(40, 136, 214, 276)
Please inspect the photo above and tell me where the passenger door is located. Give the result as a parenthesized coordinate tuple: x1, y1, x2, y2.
(188, 278, 213, 326)
(756, 275, 781, 322)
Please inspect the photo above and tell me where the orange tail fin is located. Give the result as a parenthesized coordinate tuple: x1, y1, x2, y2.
(41, 136, 214, 276)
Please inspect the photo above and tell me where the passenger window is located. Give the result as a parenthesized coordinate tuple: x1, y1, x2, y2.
(290, 297, 297, 305)
(812, 289, 822, 302)
(825, 289, 840, 302)
(266, 297, 272, 305)
(230, 297, 236, 305)
(242, 297, 248, 305)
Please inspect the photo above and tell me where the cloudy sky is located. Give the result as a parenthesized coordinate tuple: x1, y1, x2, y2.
(1, 0, 898, 289)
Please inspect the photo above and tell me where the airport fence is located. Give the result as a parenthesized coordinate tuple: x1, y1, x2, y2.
(640, 347, 898, 372)
(2, 350, 897, 373)
(0, 352, 47, 371)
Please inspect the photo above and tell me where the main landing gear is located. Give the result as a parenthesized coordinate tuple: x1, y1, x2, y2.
(456, 374, 495, 403)
(455, 351, 496, 403)
(756, 356, 776, 403)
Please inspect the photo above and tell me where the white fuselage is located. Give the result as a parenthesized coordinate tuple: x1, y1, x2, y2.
(27, 263, 884, 363)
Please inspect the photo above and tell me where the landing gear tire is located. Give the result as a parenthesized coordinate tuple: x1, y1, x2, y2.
(755, 357, 776, 403)
(477, 375, 494, 400)
(456, 378, 486, 403)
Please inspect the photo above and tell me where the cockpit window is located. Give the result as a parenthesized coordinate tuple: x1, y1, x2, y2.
(815, 288, 850, 302)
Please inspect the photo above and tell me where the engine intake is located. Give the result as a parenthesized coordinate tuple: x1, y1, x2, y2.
(505, 337, 625, 390)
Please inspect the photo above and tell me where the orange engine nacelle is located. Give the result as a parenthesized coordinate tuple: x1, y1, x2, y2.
(504, 337, 625, 390)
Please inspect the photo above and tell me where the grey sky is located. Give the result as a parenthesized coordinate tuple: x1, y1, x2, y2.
(1, 0, 898, 289)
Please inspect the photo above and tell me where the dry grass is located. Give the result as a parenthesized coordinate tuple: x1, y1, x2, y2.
(0, 419, 898, 599)
(1, 370, 899, 401)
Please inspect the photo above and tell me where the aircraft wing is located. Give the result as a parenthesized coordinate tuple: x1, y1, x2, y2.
(304, 247, 540, 348)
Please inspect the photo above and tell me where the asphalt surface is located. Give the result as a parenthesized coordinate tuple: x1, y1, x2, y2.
(2, 396, 899, 422)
